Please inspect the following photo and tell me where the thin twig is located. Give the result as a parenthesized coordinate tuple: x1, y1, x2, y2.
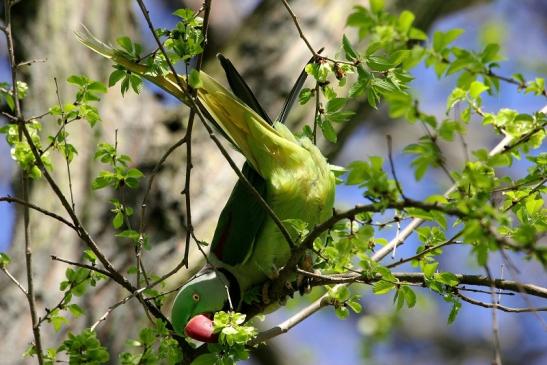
(312, 83, 320, 144)
(386, 230, 463, 269)
(54, 77, 76, 211)
(51, 255, 113, 278)
(456, 291, 547, 313)
(251, 295, 334, 344)
(504, 177, 547, 211)
(16, 58, 46, 68)
(37, 273, 92, 326)
(3, 0, 44, 361)
(0, 195, 77, 230)
(90, 291, 140, 331)
(1, 266, 27, 295)
(280, 0, 318, 57)
(386, 135, 405, 199)
(485, 266, 503, 365)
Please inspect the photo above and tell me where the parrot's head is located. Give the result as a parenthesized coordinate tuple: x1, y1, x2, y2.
(171, 267, 239, 342)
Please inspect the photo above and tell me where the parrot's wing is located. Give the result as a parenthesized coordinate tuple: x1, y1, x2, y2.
(210, 163, 267, 265)
(210, 54, 314, 265)
(210, 55, 271, 265)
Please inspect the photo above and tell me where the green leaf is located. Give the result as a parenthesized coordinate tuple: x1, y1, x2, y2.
(409, 28, 428, 41)
(113, 212, 124, 229)
(435, 272, 459, 287)
(319, 118, 337, 143)
(349, 80, 367, 97)
(335, 306, 350, 320)
(422, 261, 438, 278)
(60, 329, 110, 364)
(116, 36, 133, 53)
(525, 78, 545, 96)
(370, 0, 384, 13)
(331, 286, 351, 301)
(129, 75, 143, 94)
(367, 56, 394, 72)
(83, 250, 97, 264)
(299, 88, 313, 105)
(402, 286, 416, 308)
(342, 34, 358, 61)
(191, 354, 217, 365)
(448, 300, 461, 324)
(446, 87, 466, 110)
(481, 43, 501, 63)
(188, 69, 203, 89)
(173, 8, 196, 21)
(469, 81, 489, 99)
(67, 75, 86, 87)
(373, 280, 396, 295)
(51, 314, 68, 332)
(0, 253, 11, 267)
(326, 98, 347, 113)
(5, 93, 14, 111)
(433, 29, 464, 52)
(87, 81, 107, 93)
(398, 10, 415, 33)
(68, 304, 85, 318)
(92, 174, 114, 190)
(347, 300, 363, 313)
(325, 111, 355, 123)
(108, 70, 126, 87)
(115, 230, 140, 241)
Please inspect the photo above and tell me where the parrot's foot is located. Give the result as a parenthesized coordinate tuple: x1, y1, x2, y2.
(297, 253, 315, 295)
(296, 274, 313, 295)
(261, 281, 271, 304)
(276, 282, 294, 306)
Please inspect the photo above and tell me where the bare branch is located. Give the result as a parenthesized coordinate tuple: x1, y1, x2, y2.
(90, 291, 140, 331)
(252, 295, 334, 344)
(16, 58, 47, 68)
(255, 269, 547, 342)
(485, 266, 503, 365)
(50, 255, 113, 278)
(456, 291, 547, 313)
(280, 0, 319, 57)
(1, 266, 27, 295)
(3, 0, 44, 360)
(0, 195, 77, 230)
(386, 230, 463, 268)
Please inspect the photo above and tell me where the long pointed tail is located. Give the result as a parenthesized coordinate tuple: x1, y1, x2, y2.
(75, 26, 116, 59)
(76, 26, 187, 101)
(76, 28, 293, 175)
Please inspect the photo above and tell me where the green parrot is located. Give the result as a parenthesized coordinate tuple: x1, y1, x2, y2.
(77, 29, 336, 342)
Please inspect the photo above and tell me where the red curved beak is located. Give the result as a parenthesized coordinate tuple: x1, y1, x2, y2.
(184, 314, 219, 343)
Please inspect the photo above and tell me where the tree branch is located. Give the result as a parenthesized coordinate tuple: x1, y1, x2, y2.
(456, 291, 547, 313)
(0, 195, 77, 230)
(3, 0, 44, 361)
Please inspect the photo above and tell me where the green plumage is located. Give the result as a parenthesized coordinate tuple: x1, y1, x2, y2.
(76, 29, 335, 336)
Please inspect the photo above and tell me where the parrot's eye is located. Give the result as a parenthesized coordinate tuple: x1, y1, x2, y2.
(192, 293, 200, 302)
